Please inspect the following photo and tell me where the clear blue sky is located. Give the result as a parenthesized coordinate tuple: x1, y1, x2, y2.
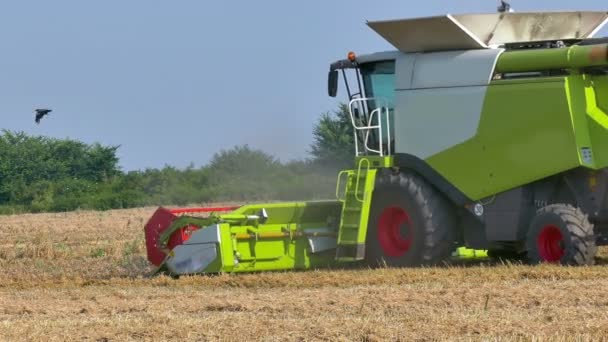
(1, 1, 606, 170)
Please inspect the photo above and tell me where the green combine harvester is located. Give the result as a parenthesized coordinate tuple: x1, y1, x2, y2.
(145, 10, 608, 275)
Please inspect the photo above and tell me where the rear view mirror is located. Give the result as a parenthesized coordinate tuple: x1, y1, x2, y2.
(328, 70, 338, 97)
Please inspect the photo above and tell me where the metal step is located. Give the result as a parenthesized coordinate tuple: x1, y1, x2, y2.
(336, 161, 373, 261)
(336, 244, 365, 261)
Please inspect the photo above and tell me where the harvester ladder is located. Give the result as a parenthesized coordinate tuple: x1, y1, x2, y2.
(335, 158, 376, 261)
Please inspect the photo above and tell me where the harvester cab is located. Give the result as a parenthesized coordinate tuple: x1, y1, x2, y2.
(329, 51, 396, 158)
(145, 10, 608, 275)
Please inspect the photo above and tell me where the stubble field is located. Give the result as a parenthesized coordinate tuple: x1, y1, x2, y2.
(1, 207, 608, 341)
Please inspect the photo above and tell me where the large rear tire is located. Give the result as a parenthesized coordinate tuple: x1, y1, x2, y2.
(365, 170, 457, 267)
(525, 204, 596, 265)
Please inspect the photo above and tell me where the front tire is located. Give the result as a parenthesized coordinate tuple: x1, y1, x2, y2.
(525, 204, 596, 265)
(365, 170, 456, 267)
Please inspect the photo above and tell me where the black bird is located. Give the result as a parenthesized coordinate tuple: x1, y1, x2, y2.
(497, 1, 513, 13)
(35, 109, 52, 124)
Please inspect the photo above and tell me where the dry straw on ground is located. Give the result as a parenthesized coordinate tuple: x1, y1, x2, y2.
(1, 207, 608, 341)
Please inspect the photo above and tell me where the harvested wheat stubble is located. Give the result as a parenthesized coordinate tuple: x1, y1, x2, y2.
(1, 207, 608, 341)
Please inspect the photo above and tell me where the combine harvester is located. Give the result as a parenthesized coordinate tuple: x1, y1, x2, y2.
(145, 10, 608, 275)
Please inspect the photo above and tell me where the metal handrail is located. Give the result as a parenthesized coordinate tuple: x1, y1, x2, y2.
(355, 158, 370, 203)
(348, 98, 391, 157)
(335, 170, 350, 201)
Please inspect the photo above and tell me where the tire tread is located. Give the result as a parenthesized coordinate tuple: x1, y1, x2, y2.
(526, 204, 596, 265)
(367, 170, 455, 266)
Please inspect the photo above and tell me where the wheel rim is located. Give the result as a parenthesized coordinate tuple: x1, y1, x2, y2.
(377, 206, 413, 257)
(536, 225, 565, 262)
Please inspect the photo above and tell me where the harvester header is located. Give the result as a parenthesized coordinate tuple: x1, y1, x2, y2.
(146, 9, 608, 275)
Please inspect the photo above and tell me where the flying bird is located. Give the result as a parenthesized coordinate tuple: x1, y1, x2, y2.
(35, 108, 52, 124)
(497, 1, 514, 13)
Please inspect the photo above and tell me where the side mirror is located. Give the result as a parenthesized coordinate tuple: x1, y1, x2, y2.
(328, 70, 338, 97)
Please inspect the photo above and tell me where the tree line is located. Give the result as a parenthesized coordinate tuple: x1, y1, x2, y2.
(0, 105, 354, 214)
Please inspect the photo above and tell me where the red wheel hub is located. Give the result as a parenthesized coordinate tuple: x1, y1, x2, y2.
(377, 206, 413, 257)
(537, 225, 565, 262)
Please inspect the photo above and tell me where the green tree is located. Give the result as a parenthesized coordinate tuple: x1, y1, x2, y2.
(0, 130, 128, 212)
(310, 103, 355, 169)
(134, 165, 212, 206)
(205, 145, 286, 201)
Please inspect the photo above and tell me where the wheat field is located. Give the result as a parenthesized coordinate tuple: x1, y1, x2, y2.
(1, 207, 608, 341)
